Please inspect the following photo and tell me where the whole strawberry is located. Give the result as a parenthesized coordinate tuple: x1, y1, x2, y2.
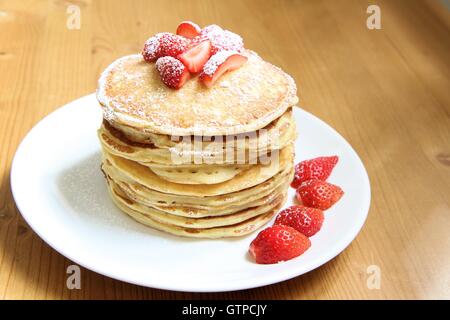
(142, 32, 189, 62)
(249, 225, 311, 264)
(296, 179, 344, 210)
(291, 156, 339, 189)
(275, 205, 324, 237)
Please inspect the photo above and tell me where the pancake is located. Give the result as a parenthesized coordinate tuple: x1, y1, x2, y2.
(103, 165, 294, 215)
(107, 108, 295, 149)
(151, 183, 289, 217)
(96, 32, 298, 238)
(98, 123, 263, 165)
(109, 178, 286, 228)
(109, 183, 279, 238)
(102, 145, 293, 196)
(147, 163, 248, 185)
(98, 109, 296, 166)
(97, 51, 298, 136)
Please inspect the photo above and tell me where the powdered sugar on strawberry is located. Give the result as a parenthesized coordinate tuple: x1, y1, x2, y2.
(193, 25, 243, 54)
(202, 50, 240, 76)
(142, 32, 189, 62)
(155, 56, 189, 88)
(142, 33, 163, 62)
(141, 22, 248, 88)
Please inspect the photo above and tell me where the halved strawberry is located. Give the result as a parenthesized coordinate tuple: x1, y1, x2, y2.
(275, 205, 324, 237)
(210, 30, 243, 54)
(158, 33, 190, 58)
(200, 24, 223, 38)
(155, 56, 190, 89)
(176, 21, 201, 39)
(296, 179, 344, 210)
(193, 26, 243, 55)
(142, 32, 190, 62)
(249, 225, 311, 264)
(291, 156, 339, 189)
(200, 51, 247, 87)
(177, 40, 212, 73)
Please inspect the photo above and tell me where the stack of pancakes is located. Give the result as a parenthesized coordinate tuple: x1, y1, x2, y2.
(96, 51, 298, 238)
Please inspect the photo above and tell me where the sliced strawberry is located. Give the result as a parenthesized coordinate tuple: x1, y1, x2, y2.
(155, 56, 190, 89)
(275, 205, 324, 237)
(176, 21, 201, 39)
(177, 40, 212, 73)
(249, 225, 311, 264)
(291, 156, 339, 189)
(296, 179, 344, 210)
(200, 51, 247, 87)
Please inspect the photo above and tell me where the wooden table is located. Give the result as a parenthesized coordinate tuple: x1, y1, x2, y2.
(0, 0, 449, 300)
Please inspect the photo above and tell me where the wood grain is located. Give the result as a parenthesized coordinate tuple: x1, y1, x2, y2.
(0, 0, 449, 299)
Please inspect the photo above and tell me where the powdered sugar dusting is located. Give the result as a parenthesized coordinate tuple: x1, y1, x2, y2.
(96, 51, 298, 136)
(156, 56, 184, 74)
(192, 25, 243, 54)
(203, 50, 240, 76)
(213, 30, 243, 53)
(142, 33, 162, 62)
(155, 56, 187, 88)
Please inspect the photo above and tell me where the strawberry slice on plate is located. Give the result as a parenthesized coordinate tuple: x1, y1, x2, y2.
(176, 21, 201, 39)
(296, 179, 344, 210)
(155, 56, 190, 89)
(275, 205, 324, 237)
(178, 40, 212, 73)
(200, 51, 247, 87)
(291, 155, 339, 189)
(249, 225, 311, 264)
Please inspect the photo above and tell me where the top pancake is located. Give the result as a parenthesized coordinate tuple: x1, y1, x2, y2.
(97, 51, 298, 136)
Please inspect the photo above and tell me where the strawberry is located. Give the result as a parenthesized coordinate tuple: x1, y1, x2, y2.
(291, 156, 339, 189)
(249, 225, 311, 264)
(158, 33, 190, 58)
(200, 51, 247, 87)
(192, 26, 243, 55)
(155, 56, 190, 89)
(296, 179, 344, 210)
(142, 33, 189, 62)
(200, 24, 224, 39)
(176, 21, 201, 39)
(190, 25, 221, 48)
(210, 30, 244, 54)
(177, 40, 212, 73)
(275, 205, 324, 237)
(142, 34, 163, 62)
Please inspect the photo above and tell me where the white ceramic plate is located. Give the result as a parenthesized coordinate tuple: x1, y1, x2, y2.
(11, 94, 370, 292)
